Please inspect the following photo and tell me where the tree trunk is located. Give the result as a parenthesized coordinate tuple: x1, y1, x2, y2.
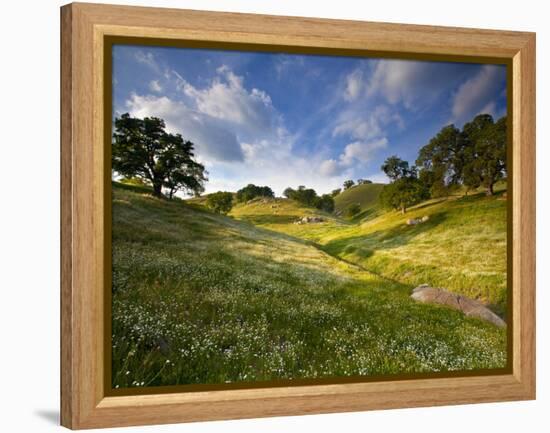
(152, 182, 163, 198)
(486, 183, 494, 196)
(401, 206, 406, 214)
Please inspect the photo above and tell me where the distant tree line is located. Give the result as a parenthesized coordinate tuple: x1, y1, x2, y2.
(329, 178, 374, 197)
(235, 184, 274, 202)
(113, 112, 504, 219)
(283, 186, 335, 212)
(205, 183, 336, 215)
(379, 113, 507, 213)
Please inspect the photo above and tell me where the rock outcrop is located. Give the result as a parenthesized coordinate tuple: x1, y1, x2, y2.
(294, 216, 325, 225)
(411, 284, 506, 328)
(406, 215, 430, 225)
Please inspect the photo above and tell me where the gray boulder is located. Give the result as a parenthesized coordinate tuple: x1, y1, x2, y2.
(295, 216, 325, 224)
(406, 215, 429, 225)
(411, 284, 506, 328)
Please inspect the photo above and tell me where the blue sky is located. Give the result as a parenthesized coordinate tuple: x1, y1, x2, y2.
(112, 45, 507, 196)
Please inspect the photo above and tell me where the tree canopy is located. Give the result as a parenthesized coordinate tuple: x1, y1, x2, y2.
(112, 113, 207, 198)
(343, 180, 355, 190)
(415, 124, 463, 197)
(206, 191, 234, 214)
(283, 185, 317, 206)
(378, 113, 506, 213)
(235, 184, 274, 202)
(357, 179, 373, 185)
(381, 155, 411, 181)
(316, 194, 336, 213)
(284, 185, 335, 213)
(380, 156, 427, 213)
(416, 114, 506, 196)
(379, 175, 428, 214)
(461, 114, 507, 195)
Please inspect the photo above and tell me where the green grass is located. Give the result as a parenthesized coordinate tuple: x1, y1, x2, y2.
(112, 183, 506, 389)
(321, 192, 508, 316)
(233, 188, 508, 317)
(229, 196, 347, 243)
(334, 183, 385, 220)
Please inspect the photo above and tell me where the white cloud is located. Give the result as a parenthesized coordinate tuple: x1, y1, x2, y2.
(125, 93, 244, 162)
(135, 51, 155, 65)
(121, 67, 348, 195)
(124, 65, 288, 165)
(178, 65, 278, 140)
(366, 59, 465, 110)
(344, 69, 363, 101)
(134, 51, 161, 74)
(119, 63, 394, 195)
(206, 153, 349, 197)
(326, 104, 399, 178)
(274, 55, 306, 79)
(479, 101, 497, 117)
(319, 159, 341, 177)
(451, 65, 506, 124)
(149, 80, 162, 92)
(318, 138, 388, 178)
(367, 60, 431, 107)
(333, 105, 400, 141)
(367, 172, 390, 184)
(340, 138, 388, 166)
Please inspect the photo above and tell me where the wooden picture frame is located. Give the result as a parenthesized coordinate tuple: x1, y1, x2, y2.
(60, 2, 536, 429)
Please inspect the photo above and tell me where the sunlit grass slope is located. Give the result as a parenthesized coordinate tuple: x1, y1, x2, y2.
(231, 186, 507, 316)
(229, 196, 347, 243)
(112, 182, 506, 388)
(321, 191, 508, 315)
(334, 183, 385, 220)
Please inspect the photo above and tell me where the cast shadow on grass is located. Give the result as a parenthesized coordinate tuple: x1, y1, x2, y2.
(237, 214, 301, 225)
(349, 207, 381, 223)
(323, 211, 448, 259)
(408, 197, 449, 212)
(455, 190, 506, 204)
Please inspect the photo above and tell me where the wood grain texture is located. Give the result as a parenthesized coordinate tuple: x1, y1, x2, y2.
(60, 4, 73, 429)
(60, 2, 536, 429)
(511, 34, 536, 395)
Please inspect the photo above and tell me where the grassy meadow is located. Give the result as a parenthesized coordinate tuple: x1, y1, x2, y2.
(112, 181, 507, 389)
(234, 183, 508, 316)
(333, 182, 384, 220)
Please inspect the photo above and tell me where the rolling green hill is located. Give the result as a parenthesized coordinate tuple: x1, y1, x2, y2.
(321, 191, 508, 315)
(230, 188, 508, 316)
(111, 182, 506, 388)
(230, 196, 347, 242)
(334, 183, 385, 220)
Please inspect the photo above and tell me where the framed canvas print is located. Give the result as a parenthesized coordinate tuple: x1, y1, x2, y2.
(60, 2, 536, 429)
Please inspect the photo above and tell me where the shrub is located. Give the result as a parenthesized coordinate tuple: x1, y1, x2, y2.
(357, 179, 372, 185)
(343, 180, 355, 190)
(315, 194, 335, 213)
(206, 192, 234, 214)
(346, 203, 361, 217)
